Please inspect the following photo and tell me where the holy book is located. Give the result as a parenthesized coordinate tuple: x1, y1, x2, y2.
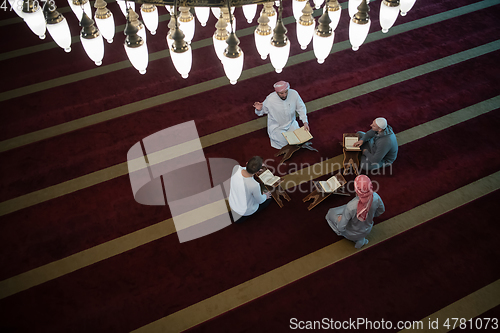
(258, 169, 281, 186)
(344, 134, 361, 151)
(318, 175, 342, 193)
(282, 126, 313, 145)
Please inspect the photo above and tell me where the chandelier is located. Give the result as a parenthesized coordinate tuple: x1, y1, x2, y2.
(13, 0, 417, 84)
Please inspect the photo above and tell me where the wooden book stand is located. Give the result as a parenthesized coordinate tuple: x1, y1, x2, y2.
(302, 173, 350, 210)
(254, 166, 291, 208)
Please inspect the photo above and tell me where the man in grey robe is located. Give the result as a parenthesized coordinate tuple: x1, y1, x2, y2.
(354, 117, 398, 171)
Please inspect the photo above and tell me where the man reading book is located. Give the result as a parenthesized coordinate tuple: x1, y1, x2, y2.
(228, 156, 272, 223)
(253, 81, 310, 149)
(353, 117, 398, 171)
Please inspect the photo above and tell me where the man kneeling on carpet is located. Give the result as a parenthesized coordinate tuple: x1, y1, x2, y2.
(325, 175, 385, 249)
(353, 117, 398, 171)
(229, 156, 272, 223)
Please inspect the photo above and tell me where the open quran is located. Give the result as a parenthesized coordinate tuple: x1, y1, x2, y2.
(317, 175, 342, 193)
(282, 126, 313, 145)
(343, 134, 361, 151)
(258, 169, 282, 187)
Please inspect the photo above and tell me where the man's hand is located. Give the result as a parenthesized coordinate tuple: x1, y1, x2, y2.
(265, 191, 272, 199)
(337, 215, 342, 222)
(353, 140, 363, 147)
(303, 122, 310, 132)
(253, 102, 263, 111)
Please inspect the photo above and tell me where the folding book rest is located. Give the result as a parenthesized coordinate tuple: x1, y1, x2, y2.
(341, 133, 361, 177)
(254, 166, 291, 208)
(302, 173, 350, 211)
(275, 141, 318, 165)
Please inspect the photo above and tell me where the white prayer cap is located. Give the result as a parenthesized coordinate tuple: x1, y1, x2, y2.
(375, 117, 387, 130)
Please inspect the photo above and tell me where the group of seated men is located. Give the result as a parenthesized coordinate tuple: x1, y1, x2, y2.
(229, 81, 398, 249)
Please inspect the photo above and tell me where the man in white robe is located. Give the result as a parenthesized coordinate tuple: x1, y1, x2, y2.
(253, 81, 310, 149)
(228, 156, 272, 223)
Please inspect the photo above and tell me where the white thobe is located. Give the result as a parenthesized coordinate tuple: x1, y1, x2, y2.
(228, 166, 266, 217)
(255, 89, 308, 149)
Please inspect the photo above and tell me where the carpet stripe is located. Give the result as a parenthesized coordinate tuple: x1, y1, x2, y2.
(1, 39, 497, 155)
(0, 97, 497, 299)
(131, 171, 500, 333)
(399, 279, 500, 333)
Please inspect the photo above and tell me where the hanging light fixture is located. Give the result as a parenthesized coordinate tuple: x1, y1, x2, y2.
(254, 13, 272, 60)
(128, 7, 147, 42)
(80, 12, 105, 66)
(296, 1, 315, 50)
(44, 2, 72, 52)
(194, 6, 210, 27)
(292, 0, 306, 21)
(170, 6, 192, 79)
(221, 0, 244, 85)
(94, 0, 115, 43)
(221, 7, 236, 33)
(179, 6, 195, 43)
(400, 0, 416, 16)
(327, 0, 341, 31)
(269, 0, 290, 73)
(117, 0, 135, 17)
(124, 10, 148, 74)
(261, 2, 277, 31)
(313, 4, 334, 64)
(349, 0, 370, 51)
(213, 13, 229, 61)
(141, 3, 159, 35)
(22, 0, 46, 39)
(166, 16, 176, 49)
(68, 0, 92, 21)
(242, 4, 257, 23)
(379, 0, 400, 33)
(348, 0, 362, 18)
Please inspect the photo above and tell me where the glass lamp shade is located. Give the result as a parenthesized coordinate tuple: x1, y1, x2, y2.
(211, 7, 220, 19)
(292, 0, 305, 21)
(400, 0, 416, 16)
(47, 17, 72, 52)
(124, 42, 148, 74)
(226, 17, 236, 35)
(165, 5, 173, 14)
(23, 7, 46, 39)
(380, 1, 399, 33)
(313, 0, 324, 9)
(95, 13, 115, 43)
(213, 35, 227, 61)
(348, 0, 362, 18)
(242, 4, 257, 23)
(137, 24, 147, 43)
(141, 6, 158, 35)
(328, 8, 341, 31)
(170, 46, 192, 79)
(348, 18, 370, 51)
(81, 33, 104, 66)
(296, 21, 315, 50)
(254, 31, 271, 60)
(292, 0, 306, 21)
(179, 18, 195, 44)
(269, 41, 290, 73)
(222, 52, 244, 85)
(68, 0, 92, 21)
(194, 7, 210, 27)
(313, 31, 334, 64)
(8, 0, 25, 18)
(117, 0, 135, 17)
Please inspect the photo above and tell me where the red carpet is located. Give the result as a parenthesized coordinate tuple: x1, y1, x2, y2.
(0, 0, 499, 331)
